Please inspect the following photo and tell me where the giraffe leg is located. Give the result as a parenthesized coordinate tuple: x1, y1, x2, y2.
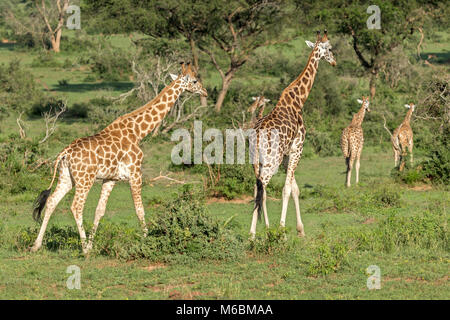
(129, 173, 148, 236)
(281, 148, 303, 235)
(346, 155, 355, 187)
(291, 178, 304, 237)
(409, 142, 413, 164)
(355, 150, 362, 185)
(280, 176, 292, 228)
(393, 147, 399, 167)
(71, 185, 93, 254)
(85, 180, 115, 252)
(399, 144, 407, 171)
(31, 165, 72, 252)
(250, 179, 268, 239)
(262, 188, 269, 228)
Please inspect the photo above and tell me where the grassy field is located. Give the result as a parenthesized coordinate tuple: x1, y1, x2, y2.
(0, 142, 448, 299)
(0, 31, 448, 300)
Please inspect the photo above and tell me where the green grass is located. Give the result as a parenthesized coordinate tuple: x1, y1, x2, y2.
(0, 143, 448, 299)
(0, 30, 448, 300)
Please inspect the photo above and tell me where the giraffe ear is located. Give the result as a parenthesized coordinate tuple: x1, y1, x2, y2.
(404, 104, 410, 108)
(305, 41, 315, 49)
(264, 99, 270, 103)
(252, 97, 257, 101)
(357, 99, 363, 104)
(170, 73, 178, 81)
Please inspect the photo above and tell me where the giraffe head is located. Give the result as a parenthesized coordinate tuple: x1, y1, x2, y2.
(305, 30, 336, 67)
(170, 62, 208, 97)
(404, 103, 415, 112)
(248, 96, 270, 113)
(357, 96, 371, 112)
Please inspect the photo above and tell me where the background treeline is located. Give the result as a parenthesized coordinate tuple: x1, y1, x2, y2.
(0, 0, 448, 198)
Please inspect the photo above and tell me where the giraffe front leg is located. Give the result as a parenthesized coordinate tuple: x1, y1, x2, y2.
(129, 173, 148, 236)
(31, 166, 73, 252)
(86, 180, 115, 252)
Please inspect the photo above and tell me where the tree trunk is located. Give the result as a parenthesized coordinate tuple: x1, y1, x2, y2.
(369, 68, 378, 99)
(51, 29, 62, 53)
(189, 37, 207, 107)
(215, 72, 234, 112)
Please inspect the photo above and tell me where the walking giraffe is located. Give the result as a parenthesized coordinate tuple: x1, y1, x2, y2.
(392, 103, 415, 171)
(249, 30, 336, 238)
(340, 96, 371, 187)
(31, 62, 207, 254)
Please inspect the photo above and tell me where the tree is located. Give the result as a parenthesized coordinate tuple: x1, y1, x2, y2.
(34, 0, 70, 53)
(83, 0, 287, 112)
(196, 0, 285, 111)
(296, 0, 445, 98)
(2, 0, 72, 52)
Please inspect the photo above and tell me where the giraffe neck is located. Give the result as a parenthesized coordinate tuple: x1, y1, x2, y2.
(403, 108, 413, 126)
(280, 46, 320, 111)
(103, 79, 185, 143)
(351, 105, 366, 127)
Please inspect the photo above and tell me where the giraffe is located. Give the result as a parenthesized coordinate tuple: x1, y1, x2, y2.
(249, 30, 336, 238)
(243, 96, 270, 131)
(30, 62, 207, 254)
(392, 103, 415, 171)
(248, 96, 270, 124)
(340, 96, 371, 187)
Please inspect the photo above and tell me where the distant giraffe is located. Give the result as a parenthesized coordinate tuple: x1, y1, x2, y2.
(31, 62, 207, 254)
(249, 30, 336, 239)
(392, 103, 415, 171)
(245, 96, 270, 129)
(340, 96, 371, 187)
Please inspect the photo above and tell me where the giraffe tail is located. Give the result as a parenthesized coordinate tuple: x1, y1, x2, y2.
(32, 151, 66, 222)
(254, 178, 264, 221)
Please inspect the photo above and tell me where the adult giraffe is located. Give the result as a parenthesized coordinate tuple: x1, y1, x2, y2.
(31, 62, 207, 254)
(249, 30, 336, 238)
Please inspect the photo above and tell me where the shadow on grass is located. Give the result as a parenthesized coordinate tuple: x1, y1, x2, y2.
(0, 42, 19, 51)
(420, 51, 450, 65)
(53, 81, 134, 93)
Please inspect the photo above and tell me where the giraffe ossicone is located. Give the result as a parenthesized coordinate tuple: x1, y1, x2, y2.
(30, 62, 207, 254)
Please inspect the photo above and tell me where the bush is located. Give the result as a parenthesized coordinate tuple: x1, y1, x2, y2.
(30, 51, 62, 68)
(15, 185, 245, 262)
(249, 227, 289, 254)
(421, 141, 449, 185)
(0, 59, 43, 112)
(89, 43, 131, 81)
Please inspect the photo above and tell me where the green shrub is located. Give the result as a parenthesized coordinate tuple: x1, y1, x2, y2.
(307, 239, 352, 276)
(0, 59, 43, 112)
(421, 142, 449, 185)
(249, 227, 289, 254)
(30, 51, 62, 68)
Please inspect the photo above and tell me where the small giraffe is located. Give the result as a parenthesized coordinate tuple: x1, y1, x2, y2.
(31, 62, 207, 254)
(249, 30, 336, 238)
(340, 96, 371, 187)
(246, 96, 270, 129)
(392, 103, 415, 171)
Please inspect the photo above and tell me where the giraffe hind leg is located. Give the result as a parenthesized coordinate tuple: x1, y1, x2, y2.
(31, 164, 73, 252)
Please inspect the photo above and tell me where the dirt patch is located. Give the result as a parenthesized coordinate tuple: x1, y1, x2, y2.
(207, 195, 253, 204)
(363, 218, 376, 224)
(409, 184, 433, 191)
(143, 263, 166, 272)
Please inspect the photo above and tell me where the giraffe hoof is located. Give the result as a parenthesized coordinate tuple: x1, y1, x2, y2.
(297, 229, 305, 237)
